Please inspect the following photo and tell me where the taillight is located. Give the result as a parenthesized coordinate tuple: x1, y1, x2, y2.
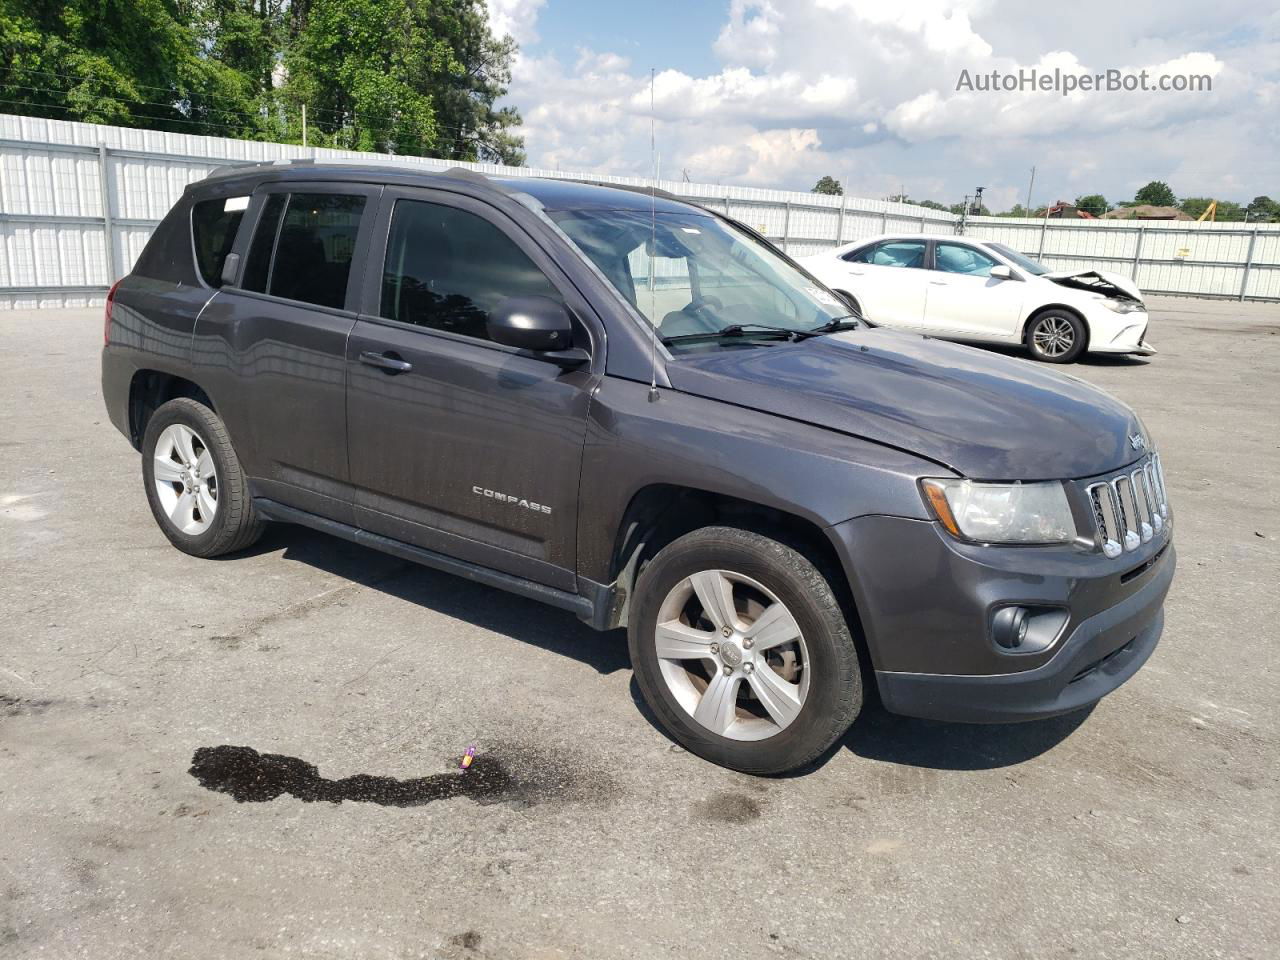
(104, 279, 121, 345)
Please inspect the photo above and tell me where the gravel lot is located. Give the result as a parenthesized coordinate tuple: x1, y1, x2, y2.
(2, 297, 1277, 959)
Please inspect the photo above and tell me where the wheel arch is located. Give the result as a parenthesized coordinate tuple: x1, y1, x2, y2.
(1021, 302, 1091, 351)
(128, 370, 215, 448)
(603, 484, 869, 667)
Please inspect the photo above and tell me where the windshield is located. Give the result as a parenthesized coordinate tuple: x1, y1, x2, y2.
(987, 242, 1051, 276)
(549, 208, 852, 351)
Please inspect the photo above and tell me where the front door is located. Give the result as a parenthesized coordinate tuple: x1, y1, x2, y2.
(922, 241, 1026, 340)
(345, 189, 599, 590)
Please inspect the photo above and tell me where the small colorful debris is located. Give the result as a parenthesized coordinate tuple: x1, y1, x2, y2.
(460, 745, 477, 771)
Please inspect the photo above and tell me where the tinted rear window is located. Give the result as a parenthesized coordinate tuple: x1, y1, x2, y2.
(191, 197, 247, 287)
(241, 192, 364, 309)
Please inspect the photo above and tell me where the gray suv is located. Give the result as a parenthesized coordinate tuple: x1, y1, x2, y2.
(101, 163, 1175, 774)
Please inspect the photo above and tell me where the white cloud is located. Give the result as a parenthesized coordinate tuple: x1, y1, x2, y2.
(501, 0, 1279, 205)
(486, 0, 545, 45)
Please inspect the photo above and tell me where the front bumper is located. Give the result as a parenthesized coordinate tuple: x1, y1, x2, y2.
(876, 546, 1173, 721)
(1089, 309, 1155, 355)
(828, 514, 1175, 723)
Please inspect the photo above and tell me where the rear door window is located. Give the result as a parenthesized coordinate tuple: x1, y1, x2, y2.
(241, 192, 366, 309)
(870, 241, 927, 268)
(191, 196, 248, 287)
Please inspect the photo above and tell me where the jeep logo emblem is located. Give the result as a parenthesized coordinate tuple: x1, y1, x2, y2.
(1129, 433, 1146, 450)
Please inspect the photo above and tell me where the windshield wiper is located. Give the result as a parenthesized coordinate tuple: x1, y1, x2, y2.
(663, 323, 804, 344)
(802, 315, 862, 337)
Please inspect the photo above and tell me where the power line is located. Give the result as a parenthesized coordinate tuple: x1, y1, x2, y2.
(2, 65, 502, 135)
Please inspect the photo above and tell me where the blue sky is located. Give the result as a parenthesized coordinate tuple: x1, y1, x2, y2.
(529, 0, 723, 76)
(490, 0, 1280, 208)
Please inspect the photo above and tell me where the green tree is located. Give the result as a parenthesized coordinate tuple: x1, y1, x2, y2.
(1134, 180, 1177, 207)
(0, 0, 526, 160)
(1246, 196, 1280, 222)
(811, 175, 843, 196)
(0, 0, 266, 137)
(1214, 200, 1246, 222)
(1075, 194, 1109, 216)
(425, 0, 526, 164)
(1179, 196, 1214, 219)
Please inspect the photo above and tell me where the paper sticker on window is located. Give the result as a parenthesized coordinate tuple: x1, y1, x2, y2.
(224, 196, 250, 212)
(805, 286, 841, 306)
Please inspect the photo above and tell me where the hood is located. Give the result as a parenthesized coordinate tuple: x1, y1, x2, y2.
(666, 328, 1146, 480)
(1043, 269, 1143, 303)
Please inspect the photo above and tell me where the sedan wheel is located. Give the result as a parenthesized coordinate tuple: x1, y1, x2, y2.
(1027, 310, 1086, 363)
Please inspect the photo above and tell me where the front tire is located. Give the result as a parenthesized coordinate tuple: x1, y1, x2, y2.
(141, 398, 263, 558)
(628, 527, 862, 775)
(1026, 309, 1087, 363)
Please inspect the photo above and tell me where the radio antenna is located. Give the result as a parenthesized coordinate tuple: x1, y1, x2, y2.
(647, 67, 660, 403)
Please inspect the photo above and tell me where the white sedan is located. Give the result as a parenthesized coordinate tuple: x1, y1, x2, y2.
(800, 235, 1155, 363)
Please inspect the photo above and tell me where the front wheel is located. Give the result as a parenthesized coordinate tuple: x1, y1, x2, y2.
(1026, 309, 1087, 363)
(628, 527, 862, 775)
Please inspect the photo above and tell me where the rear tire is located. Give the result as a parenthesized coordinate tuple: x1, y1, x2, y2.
(628, 526, 862, 775)
(141, 398, 263, 558)
(1026, 309, 1087, 363)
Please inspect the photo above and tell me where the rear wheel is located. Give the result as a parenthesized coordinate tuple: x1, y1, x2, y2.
(141, 398, 263, 558)
(628, 527, 862, 775)
(1026, 309, 1087, 363)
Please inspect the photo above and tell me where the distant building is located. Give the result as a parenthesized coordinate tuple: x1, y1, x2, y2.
(1102, 204, 1193, 221)
(1043, 200, 1098, 219)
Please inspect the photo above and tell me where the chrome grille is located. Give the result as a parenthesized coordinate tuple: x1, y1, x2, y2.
(1086, 455, 1169, 558)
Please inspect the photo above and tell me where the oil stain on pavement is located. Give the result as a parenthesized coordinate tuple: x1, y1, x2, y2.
(189, 743, 619, 809)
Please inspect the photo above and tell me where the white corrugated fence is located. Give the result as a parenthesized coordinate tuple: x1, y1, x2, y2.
(2, 113, 1277, 308)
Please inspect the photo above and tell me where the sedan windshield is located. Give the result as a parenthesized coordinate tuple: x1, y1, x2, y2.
(987, 242, 1051, 276)
(549, 208, 852, 351)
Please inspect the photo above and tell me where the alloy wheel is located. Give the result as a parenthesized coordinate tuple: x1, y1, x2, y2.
(152, 423, 218, 535)
(654, 569, 809, 741)
(1033, 316, 1076, 357)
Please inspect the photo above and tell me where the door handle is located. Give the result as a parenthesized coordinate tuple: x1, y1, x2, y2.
(929, 280, 948, 285)
(359, 351, 413, 374)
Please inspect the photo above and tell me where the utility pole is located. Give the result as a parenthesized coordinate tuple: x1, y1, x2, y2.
(1025, 165, 1036, 216)
(301, 103, 307, 147)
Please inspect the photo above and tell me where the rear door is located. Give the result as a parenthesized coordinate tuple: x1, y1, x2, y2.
(193, 182, 379, 523)
(344, 188, 599, 589)
(843, 240, 929, 328)
(922, 241, 1025, 340)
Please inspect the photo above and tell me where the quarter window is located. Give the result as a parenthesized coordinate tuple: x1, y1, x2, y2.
(241, 192, 365, 309)
(935, 242, 998, 277)
(191, 197, 248, 287)
(380, 199, 564, 341)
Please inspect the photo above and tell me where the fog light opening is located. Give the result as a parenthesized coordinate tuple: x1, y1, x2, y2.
(993, 606, 1028, 650)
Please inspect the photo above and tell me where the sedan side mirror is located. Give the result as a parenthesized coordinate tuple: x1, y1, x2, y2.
(989, 265, 1020, 281)
(487, 296, 589, 367)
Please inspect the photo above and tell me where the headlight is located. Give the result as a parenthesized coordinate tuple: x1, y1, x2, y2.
(1100, 299, 1145, 314)
(920, 479, 1076, 544)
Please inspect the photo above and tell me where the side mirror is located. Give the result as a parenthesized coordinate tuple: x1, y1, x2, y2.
(989, 265, 1019, 281)
(488, 295, 573, 350)
(487, 296, 588, 367)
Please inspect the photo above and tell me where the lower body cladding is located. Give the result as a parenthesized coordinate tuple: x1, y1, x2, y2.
(831, 515, 1175, 723)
